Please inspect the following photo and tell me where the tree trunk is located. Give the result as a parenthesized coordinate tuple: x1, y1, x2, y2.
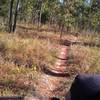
(38, 0, 42, 29)
(31, 5, 36, 24)
(38, 10, 42, 28)
(8, 0, 14, 33)
(13, 0, 19, 32)
(60, 24, 64, 39)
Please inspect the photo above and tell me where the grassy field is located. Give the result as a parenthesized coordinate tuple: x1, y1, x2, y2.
(0, 31, 57, 96)
(0, 27, 100, 97)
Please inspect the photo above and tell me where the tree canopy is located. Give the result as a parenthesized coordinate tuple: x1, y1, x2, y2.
(0, 0, 100, 32)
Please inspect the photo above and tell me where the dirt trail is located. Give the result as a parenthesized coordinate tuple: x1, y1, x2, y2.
(32, 39, 78, 99)
(25, 36, 79, 100)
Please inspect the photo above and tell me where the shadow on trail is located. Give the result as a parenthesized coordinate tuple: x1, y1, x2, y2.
(60, 39, 100, 48)
(42, 66, 71, 77)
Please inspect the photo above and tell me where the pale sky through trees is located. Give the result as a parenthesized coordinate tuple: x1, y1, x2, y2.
(59, 0, 63, 3)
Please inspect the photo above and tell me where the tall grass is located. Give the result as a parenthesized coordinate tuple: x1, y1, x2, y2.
(71, 30, 100, 73)
(78, 30, 100, 47)
(0, 28, 100, 96)
(0, 32, 57, 96)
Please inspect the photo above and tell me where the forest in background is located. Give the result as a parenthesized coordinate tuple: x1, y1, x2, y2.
(0, 0, 100, 34)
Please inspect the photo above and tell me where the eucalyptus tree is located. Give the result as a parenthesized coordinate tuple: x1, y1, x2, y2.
(13, 0, 20, 32)
(8, 0, 14, 33)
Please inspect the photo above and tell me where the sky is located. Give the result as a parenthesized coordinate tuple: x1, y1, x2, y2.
(59, 0, 63, 3)
(86, 0, 91, 4)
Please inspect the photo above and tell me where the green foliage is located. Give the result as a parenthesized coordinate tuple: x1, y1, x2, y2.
(90, 0, 100, 30)
(0, 0, 9, 17)
(0, 0, 100, 32)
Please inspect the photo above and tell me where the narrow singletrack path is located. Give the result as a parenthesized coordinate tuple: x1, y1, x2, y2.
(33, 38, 79, 99)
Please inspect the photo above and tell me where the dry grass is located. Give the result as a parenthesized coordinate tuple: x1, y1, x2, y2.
(0, 27, 100, 97)
(0, 33, 56, 67)
(71, 45, 100, 72)
(71, 30, 100, 73)
(0, 32, 57, 96)
(78, 31, 100, 47)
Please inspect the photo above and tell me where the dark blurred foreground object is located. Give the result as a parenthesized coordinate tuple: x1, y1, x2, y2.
(66, 74, 100, 100)
(51, 97, 60, 100)
(0, 96, 23, 100)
